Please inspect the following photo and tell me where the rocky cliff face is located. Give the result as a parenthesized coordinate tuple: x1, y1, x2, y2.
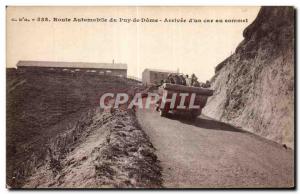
(203, 7, 294, 148)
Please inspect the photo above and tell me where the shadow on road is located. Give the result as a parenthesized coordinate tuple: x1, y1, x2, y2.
(166, 113, 245, 133)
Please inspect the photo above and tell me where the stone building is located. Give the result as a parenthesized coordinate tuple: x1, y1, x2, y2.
(142, 68, 177, 86)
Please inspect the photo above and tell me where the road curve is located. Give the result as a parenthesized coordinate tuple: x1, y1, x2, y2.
(136, 109, 294, 188)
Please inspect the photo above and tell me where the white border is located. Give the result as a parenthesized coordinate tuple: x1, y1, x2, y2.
(1, 0, 298, 194)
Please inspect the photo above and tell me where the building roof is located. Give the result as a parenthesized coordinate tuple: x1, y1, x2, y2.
(16, 60, 127, 70)
(143, 68, 177, 74)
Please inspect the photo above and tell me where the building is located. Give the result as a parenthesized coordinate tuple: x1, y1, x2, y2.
(16, 60, 127, 77)
(142, 68, 177, 86)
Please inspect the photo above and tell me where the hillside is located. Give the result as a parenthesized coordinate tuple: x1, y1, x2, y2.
(6, 70, 157, 187)
(203, 7, 294, 148)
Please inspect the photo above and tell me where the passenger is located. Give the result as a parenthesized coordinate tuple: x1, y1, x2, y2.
(173, 74, 181, 85)
(160, 79, 164, 86)
(191, 73, 198, 86)
(193, 80, 200, 87)
(169, 74, 176, 84)
(185, 75, 191, 86)
(179, 74, 187, 85)
(166, 74, 173, 84)
(204, 80, 211, 88)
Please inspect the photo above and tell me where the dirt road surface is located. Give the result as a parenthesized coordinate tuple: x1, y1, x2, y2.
(136, 109, 294, 188)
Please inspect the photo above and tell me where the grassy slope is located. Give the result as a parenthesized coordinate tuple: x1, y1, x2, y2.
(6, 69, 138, 187)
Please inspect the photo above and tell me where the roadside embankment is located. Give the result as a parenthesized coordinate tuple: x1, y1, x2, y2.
(24, 108, 162, 188)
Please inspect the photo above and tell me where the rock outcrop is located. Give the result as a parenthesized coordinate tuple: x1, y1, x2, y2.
(203, 7, 294, 148)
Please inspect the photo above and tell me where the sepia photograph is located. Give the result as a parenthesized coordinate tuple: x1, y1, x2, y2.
(6, 5, 295, 189)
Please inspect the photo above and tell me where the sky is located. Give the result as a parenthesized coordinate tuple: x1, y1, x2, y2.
(6, 6, 260, 81)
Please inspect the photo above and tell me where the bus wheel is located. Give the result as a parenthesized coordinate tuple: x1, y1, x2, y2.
(159, 109, 168, 117)
(190, 110, 199, 120)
